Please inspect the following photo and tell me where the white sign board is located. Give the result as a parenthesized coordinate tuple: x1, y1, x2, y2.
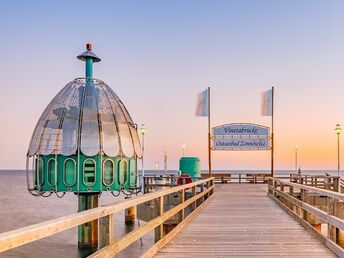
(213, 123, 269, 136)
(213, 137, 269, 150)
(212, 123, 270, 151)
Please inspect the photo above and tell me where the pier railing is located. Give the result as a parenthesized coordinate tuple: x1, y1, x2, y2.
(0, 177, 215, 257)
(201, 173, 269, 184)
(289, 174, 340, 192)
(268, 177, 344, 257)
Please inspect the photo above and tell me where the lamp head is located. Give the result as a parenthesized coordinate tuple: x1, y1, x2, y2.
(335, 124, 342, 135)
(294, 143, 298, 151)
(139, 124, 147, 135)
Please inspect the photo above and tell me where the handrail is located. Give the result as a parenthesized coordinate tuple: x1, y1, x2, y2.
(275, 179, 344, 200)
(0, 177, 215, 257)
(268, 177, 344, 257)
(289, 174, 340, 192)
(201, 173, 270, 184)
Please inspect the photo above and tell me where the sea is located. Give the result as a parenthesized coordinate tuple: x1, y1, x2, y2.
(0, 169, 341, 257)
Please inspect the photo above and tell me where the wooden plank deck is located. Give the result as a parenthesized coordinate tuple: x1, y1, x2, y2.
(155, 184, 336, 257)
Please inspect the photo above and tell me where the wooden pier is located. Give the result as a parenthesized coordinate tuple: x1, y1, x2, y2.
(1, 176, 344, 257)
(155, 184, 336, 257)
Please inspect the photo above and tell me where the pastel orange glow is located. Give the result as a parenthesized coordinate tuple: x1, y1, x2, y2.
(1, 1, 344, 171)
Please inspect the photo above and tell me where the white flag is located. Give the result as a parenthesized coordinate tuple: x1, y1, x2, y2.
(195, 89, 209, 117)
(261, 89, 272, 116)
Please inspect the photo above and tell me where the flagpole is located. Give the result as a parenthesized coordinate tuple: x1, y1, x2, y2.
(208, 87, 212, 177)
(271, 86, 274, 177)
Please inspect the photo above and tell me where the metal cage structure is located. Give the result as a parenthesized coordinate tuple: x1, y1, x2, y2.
(26, 66, 142, 197)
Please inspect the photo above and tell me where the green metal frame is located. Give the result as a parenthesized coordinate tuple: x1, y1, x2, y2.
(34, 154, 137, 193)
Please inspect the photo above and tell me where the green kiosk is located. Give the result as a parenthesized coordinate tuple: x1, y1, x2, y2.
(179, 157, 201, 181)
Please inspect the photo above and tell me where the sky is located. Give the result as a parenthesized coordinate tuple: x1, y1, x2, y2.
(1, 0, 344, 170)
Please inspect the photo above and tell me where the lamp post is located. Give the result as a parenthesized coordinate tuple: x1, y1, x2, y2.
(294, 143, 298, 173)
(182, 144, 186, 157)
(164, 150, 167, 175)
(139, 124, 147, 179)
(335, 124, 342, 177)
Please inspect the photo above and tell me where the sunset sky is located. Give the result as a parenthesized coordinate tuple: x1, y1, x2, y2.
(1, 1, 344, 170)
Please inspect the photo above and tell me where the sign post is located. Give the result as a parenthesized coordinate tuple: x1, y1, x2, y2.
(208, 87, 211, 177)
(271, 87, 274, 177)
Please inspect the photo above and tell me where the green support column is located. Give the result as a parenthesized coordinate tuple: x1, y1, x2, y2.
(124, 196, 136, 225)
(86, 58, 93, 79)
(78, 194, 99, 249)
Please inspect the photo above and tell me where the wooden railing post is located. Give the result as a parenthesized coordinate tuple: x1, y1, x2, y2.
(279, 183, 284, 203)
(334, 177, 340, 192)
(268, 178, 273, 195)
(209, 179, 213, 195)
(336, 201, 344, 246)
(109, 214, 114, 245)
(211, 178, 215, 195)
(273, 180, 278, 197)
(328, 197, 338, 243)
(159, 196, 164, 240)
(192, 186, 196, 210)
(288, 186, 294, 210)
(325, 176, 330, 190)
(289, 185, 294, 196)
(205, 181, 209, 199)
(179, 189, 185, 221)
(289, 185, 294, 212)
(300, 189, 309, 221)
(99, 214, 114, 248)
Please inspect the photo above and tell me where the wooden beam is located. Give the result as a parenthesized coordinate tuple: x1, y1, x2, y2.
(270, 178, 344, 201)
(269, 181, 344, 231)
(0, 178, 214, 253)
(89, 185, 215, 257)
(268, 185, 302, 208)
